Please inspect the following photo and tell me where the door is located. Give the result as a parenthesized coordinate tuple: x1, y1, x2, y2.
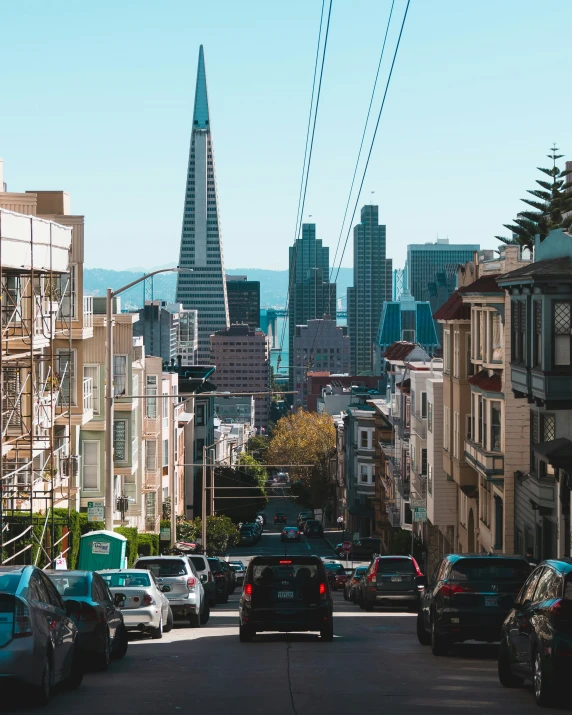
(33, 572, 73, 682)
(510, 567, 543, 675)
(520, 566, 561, 672)
(93, 574, 119, 641)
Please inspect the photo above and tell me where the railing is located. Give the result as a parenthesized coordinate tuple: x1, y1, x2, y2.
(83, 296, 93, 329)
(145, 515, 160, 533)
(143, 467, 161, 490)
(464, 439, 504, 480)
(385, 504, 401, 528)
(82, 377, 93, 411)
(396, 475, 410, 499)
(411, 413, 427, 439)
(411, 468, 427, 499)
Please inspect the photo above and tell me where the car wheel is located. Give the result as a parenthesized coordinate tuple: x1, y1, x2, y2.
(200, 599, 210, 625)
(416, 611, 431, 646)
(239, 625, 253, 642)
(95, 631, 111, 671)
(164, 608, 174, 633)
(113, 624, 129, 659)
(66, 644, 84, 690)
(430, 616, 449, 656)
(320, 620, 334, 641)
(189, 609, 201, 628)
(31, 654, 52, 706)
(497, 639, 524, 688)
(151, 617, 163, 640)
(533, 649, 555, 706)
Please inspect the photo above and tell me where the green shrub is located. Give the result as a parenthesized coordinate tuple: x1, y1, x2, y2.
(137, 533, 159, 557)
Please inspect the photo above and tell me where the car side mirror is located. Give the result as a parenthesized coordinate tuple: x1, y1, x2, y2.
(497, 594, 515, 609)
(160, 585, 171, 593)
(113, 593, 126, 607)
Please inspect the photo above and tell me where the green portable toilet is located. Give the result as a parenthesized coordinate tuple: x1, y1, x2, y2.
(78, 530, 128, 571)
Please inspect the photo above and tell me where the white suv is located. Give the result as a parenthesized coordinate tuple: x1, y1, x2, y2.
(187, 555, 217, 607)
(134, 555, 209, 627)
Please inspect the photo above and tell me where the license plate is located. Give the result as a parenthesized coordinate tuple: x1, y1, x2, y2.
(391, 576, 402, 582)
(277, 591, 294, 599)
(485, 596, 499, 607)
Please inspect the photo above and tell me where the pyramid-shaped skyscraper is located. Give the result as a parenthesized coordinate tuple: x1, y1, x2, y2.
(176, 45, 229, 362)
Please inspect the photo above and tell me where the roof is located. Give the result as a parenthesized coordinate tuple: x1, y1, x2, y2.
(468, 369, 502, 392)
(542, 559, 572, 574)
(433, 289, 471, 321)
(193, 45, 210, 130)
(532, 438, 572, 469)
(445, 553, 529, 562)
(462, 275, 504, 295)
(497, 256, 572, 285)
(383, 341, 417, 360)
(307, 371, 330, 377)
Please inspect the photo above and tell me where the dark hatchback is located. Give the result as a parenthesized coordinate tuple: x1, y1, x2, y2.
(357, 556, 425, 610)
(304, 520, 324, 537)
(418, 554, 531, 656)
(47, 570, 128, 670)
(498, 558, 572, 706)
(238, 556, 334, 642)
(207, 558, 229, 604)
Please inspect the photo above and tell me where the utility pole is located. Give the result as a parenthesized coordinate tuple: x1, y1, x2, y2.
(170, 393, 177, 546)
(201, 445, 207, 552)
(210, 448, 215, 516)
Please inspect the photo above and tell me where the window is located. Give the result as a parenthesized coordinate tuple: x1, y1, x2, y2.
(82, 440, 99, 491)
(453, 330, 459, 377)
(146, 375, 157, 419)
(460, 492, 467, 527)
(421, 392, 427, 419)
(359, 464, 373, 484)
(56, 348, 77, 406)
(113, 355, 127, 397)
(83, 365, 99, 415)
(421, 448, 427, 476)
(443, 330, 450, 373)
(195, 438, 205, 460)
(163, 439, 169, 467)
(114, 420, 127, 461)
(490, 401, 502, 452)
(443, 406, 450, 452)
(466, 333, 474, 377)
(512, 300, 525, 364)
(453, 411, 460, 459)
(554, 302, 571, 366)
(491, 313, 503, 362)
(534, 567, 561, 602)
(196, 403, 205, 426)
(428, 402, 433, 433)
(162, 393, 169, 420)
(533, 301, 542, 368)
(360, 430, 373, 450)
(427, 464, 433, 496)
(146, 440, 157, 472)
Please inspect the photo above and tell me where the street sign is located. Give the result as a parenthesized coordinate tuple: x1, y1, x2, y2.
(160, 527, 170, 542)
(353, 532, 360, 541)
(413, 507, 427, 522)
(341, 540, 352, 554)
(87, 501, 104, 523)
(55, 557, 67, 570)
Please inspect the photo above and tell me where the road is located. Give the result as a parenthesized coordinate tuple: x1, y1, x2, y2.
(5, 499, 565, 714)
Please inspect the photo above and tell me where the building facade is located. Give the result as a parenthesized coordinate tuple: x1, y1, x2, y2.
(134, 300, 198, 366)
(347, 205, 392, 375)
(226, 275, 260, 330)
(175, 45, 230, 362)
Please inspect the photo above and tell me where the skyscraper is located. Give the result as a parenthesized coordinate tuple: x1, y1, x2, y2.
(347, 205, 392, 375)
(176, 45, 229, 363)
(288, 224, 336, 390)
(225, 275, 260, 330)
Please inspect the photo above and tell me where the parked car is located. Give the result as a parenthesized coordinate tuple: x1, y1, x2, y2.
(274, 513, 287, 525)
(133, 555, 209, 626)
(243, 522, 262, 541)
(356, 556, 424, 612)
(229, 560, 246, 585)
(498, 558, 572, 706)
(323, 561, 348, 591)
(208, 558, 230, 604)
(304, 520, 324, 537)
(47, 570, 128, 670)
(417, 554, 531, 655)
(219, 559, 236, 595)
(297, 511, 314, 528)
(335, 538, 382, 560)
(238, 555, 334, 641)
(281, 526, 301, 542)
(344, 566, 368, 602)
(0, 566, 83, 706)
(240, 527, 257, 547)
(187, 554, 217, 607)
(99, 569, 173, 639)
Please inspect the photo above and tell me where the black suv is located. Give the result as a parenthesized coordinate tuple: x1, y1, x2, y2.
(238, 556, 334, 642)
(356, 556, 425, 610)
(498, 558, 572, 706)
(418, 554, 531, 655)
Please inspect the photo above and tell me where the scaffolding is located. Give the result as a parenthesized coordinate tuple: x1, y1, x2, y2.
(0, 208, 76, 567)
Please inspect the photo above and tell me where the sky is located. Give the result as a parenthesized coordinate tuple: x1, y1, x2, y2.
(1, 0, 572, 273)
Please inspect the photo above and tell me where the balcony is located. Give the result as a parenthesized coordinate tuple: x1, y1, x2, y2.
(411, 413, 427, 439)
(464, 438, 504, 482)
(511, 363, 572, 408)
(396, 475, 410, 499)
(385, 502, 401, 527)
(143, 466, 161, 490)
(410, 464, 427, 499)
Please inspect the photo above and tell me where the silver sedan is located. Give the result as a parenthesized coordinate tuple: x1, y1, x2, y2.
(99, 569, 173, 639)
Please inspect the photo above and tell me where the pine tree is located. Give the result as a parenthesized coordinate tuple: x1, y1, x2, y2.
(496, 145, 572, 251)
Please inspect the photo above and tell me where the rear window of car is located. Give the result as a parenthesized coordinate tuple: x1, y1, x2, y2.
(252, 563, 320, 583)
(208, 559, 223, 572)
(49, 574, 89, 597)
(100, 572, 151, 588)
(229, 562, 244, 569)
(0, 572, 22, 595)
(189, 557, 207, 572)
(377, 558, 415, 574)
(136, 559, 187, 577)
(355, 567, 368, 577)
(449, 559, 531, 581)
(324, 563, 345, 573)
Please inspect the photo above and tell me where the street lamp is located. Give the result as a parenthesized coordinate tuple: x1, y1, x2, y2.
(104, 267, 191, 531)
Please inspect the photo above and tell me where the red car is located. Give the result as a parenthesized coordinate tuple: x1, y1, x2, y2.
(324, 562, 348, 591)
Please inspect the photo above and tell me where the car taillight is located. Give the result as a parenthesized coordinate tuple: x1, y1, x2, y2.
(244, 583, 253, 602)
(187, 577, 197, 590)
(411, 557, 423, 577)
(548, 598, 572, 619)
(13, 598, 33, 638)
(142, 593, 154, 606)
(367, 561, 379, 583)
(440, 583, 474, 598)
(319, 582, 327, 596)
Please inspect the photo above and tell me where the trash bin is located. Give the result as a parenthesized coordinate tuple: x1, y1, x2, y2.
(78, 530, 128, 570)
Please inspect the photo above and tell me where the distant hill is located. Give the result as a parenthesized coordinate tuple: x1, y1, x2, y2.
(84, 267, 354, 310)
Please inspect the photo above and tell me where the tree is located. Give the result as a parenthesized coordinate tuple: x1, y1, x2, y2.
(175, 515, 239, 555)
(496, 145, 572, 252)
(213, 455, 268, 525)
(245, 435, 270, 463)
(268, 409, 336, 508)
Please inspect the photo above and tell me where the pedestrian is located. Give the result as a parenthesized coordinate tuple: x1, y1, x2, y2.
(526, 547, 539, 566)
(337, 515, 344, 531)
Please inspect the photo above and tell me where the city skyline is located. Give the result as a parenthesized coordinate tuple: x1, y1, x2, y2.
(1, 0, 571, 274)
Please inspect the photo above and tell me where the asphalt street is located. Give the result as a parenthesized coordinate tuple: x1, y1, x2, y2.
(5, 499, 567, 714)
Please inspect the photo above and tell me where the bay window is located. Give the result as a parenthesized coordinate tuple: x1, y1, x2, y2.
(554, 301, 572, 366)
(490, 401, 502, 452)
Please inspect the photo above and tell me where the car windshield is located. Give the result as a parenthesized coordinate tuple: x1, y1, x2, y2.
(355, 567, 368, 577)
(377, 558, 415, 574)
(450, 559, 531, 581)
(136, 559, 186, 577)
(49, 574, 89, 598)
(189, 557, 206, 572)
(100, 572, 151, 588)
(229, 565, 243, 572)
(0, 572, 22, 594)
(229, 562, 244, 569)
(284, 527, 297, 531)
(324, 563, 345, 573)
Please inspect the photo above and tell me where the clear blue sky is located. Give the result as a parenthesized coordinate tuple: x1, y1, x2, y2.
(1, 0, 571, 272)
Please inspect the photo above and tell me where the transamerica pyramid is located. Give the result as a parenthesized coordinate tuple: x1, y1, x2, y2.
(176, 45, 229, 363)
